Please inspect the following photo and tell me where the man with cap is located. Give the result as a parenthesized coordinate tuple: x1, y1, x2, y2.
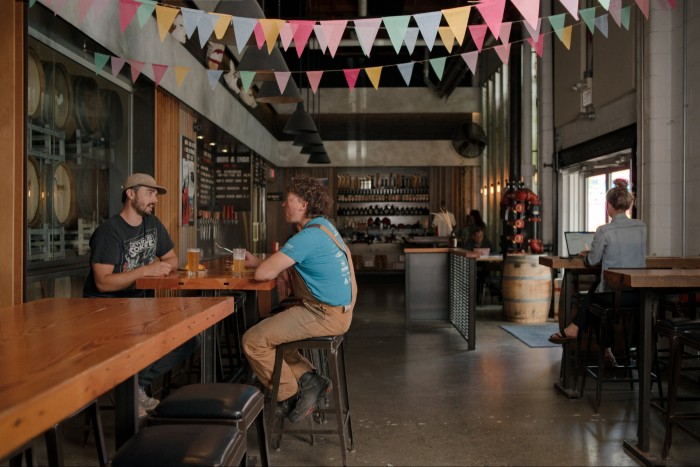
(83, 173, 199, 417)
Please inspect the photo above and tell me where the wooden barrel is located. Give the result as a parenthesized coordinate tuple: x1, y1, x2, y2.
(27, 47, 45, 119)
(51, 162, 77, 227)
(51, 162, 108, 226)
(27, 156, 42, 227)
(99, 89, 124, 144)
(72, 76, 102, 137)
(502, 254, 552, 323)
(42, 62, 75, 139)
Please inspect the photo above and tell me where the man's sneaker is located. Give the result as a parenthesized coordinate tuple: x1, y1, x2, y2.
(287, 371, 332, 423)
(137, 386, 159, 413)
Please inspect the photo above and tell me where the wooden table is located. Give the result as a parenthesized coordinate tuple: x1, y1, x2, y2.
(604, 268, 700, 465)
(0, 296, 234, 460)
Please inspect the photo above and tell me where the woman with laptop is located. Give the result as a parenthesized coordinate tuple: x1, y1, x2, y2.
(548, 179, 646, 366)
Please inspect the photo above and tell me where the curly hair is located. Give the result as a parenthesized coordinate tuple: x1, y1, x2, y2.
(287, 174, 331, 219)
(606, 178, 634, 212)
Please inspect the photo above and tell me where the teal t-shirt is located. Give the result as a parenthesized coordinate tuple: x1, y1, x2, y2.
(280, 217, 352, 306)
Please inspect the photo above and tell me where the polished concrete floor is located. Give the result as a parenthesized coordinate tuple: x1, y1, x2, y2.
(13, 275, 700, 466)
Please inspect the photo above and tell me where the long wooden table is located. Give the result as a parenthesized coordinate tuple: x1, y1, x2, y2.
(0, 296, 234, 460)
(605, 268, 700, 465)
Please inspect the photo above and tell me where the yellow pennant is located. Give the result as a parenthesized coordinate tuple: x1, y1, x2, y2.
(260, 19, 286, 53)
(155, 5, 179, 43)
(438, 26, 455, 53)
(561, 25, 573, 50)
(365, 66, 382, 90)
(442, 6, 471, 46)
(173, 66, 190, 88)
(212, 13, 232, 41)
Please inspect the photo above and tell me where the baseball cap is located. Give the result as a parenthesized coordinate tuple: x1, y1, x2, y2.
(122, 173, 167, 194)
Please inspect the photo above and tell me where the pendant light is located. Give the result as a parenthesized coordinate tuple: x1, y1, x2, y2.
(293, 131, 323, 146)
(283, 102, 318, 134)
(300, 143, 326, 155)
(307, 151, 331, 164)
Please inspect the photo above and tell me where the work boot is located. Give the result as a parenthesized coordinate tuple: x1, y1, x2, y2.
(275, 394, 298, 418)
(287, 371, 331, 423)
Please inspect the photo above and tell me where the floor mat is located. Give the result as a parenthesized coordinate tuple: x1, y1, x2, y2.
(500, 323, 560, 348)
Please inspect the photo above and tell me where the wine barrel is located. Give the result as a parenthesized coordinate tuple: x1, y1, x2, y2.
(72, 76, 102, 137)
(51, 162, 77, 227)
(27, 47, 45, 119)
(27, 156, 42, 227)
(41, 62, 75, 139)
(99, 89, 124, 144)
(502, 254, 552, 323)
(51, 162, 109, 227)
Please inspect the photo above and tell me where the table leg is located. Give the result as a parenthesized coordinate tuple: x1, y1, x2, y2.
(200, 290, 219, 383)
(555, 270, 580, 398)
(114, 375, 138, 450)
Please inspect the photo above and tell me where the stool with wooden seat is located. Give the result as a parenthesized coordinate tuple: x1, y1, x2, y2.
(267, 335, 353, 467)
(148, 383, 269, 467)
(111, 424, 246, 467)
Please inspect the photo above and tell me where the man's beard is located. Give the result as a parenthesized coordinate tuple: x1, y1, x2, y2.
(133, 200, 155, 217)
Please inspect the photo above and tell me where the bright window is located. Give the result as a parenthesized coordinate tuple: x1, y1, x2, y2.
(585, 168, 631, 231)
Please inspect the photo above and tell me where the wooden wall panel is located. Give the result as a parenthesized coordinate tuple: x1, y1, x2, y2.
(430, 166, 475, 232)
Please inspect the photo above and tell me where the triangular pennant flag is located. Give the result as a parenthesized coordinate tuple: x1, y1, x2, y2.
(290, 20, 315, 58)
(598, 0, 611, 10)
(461, 51, 479, 74)
(548, 13, 567, 40)
(343, 68, 361, 91)
(321, 20, 347, 58)
(129, 60, 145, 83)
(173, 66, 189, 87)
(253, 21, 266, 49)
(94, 52, 109, 75)
(365, 66, 382, 90)
(232, 17, 257, 54)
(511, 0, 540, 31)
(29, 0, 37, 7)
(136, 0, 157, 28)
(260, 19, 285, 53)
(476, 0, 506, 40)
(559, 0, 580, 20)
(207, 69, 225, 90)
(438, 26, 455, 53)
(313, 25, 329, 54)
(155, 5, 179, 42)
(307, 71, 323, 94)
(635, 0, 650, 18)
(180, 8, 200, 39)
(274, 71, 291, 93)
(413, 11, 442, 51)
(404, 27, 419, 54)
(609, 0, 623, 27)
(278, 22, 296, 51)
(119, 0, 140, 33)
(78, 0, 94, 24)
(499, 22, 512, 45)
(238, 71, 255, 92)
(560, 25, 573, 49)
(152, 64, 168, 87)
(595, 14, 609, 37)
(621, 5, 632, 30)
(212, 13, 231, 41)
(442, 6, 471, 46)
(580, 8, 596, 34)
(523, 18, 541, 40)
(354, 18, 382, 57)
(469, 24, 488, 52)
(526, 34, 545, 57)
(396, 62, 414, 86)
(111, 56, 126, 76)
(383, 15, 411, 54)
(494, 43, 511, 64)
(197, 12, 216, 48)
(429, 57, 447, 81)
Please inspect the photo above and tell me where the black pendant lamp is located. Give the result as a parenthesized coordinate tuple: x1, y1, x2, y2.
(307, 151, 331, 164)
(255, 80, 303, 104)
(300, 143, 325, 155)
(283, 102, 318, 134)
(293, 131, 323, 146)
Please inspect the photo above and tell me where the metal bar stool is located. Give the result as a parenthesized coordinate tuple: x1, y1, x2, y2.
(148, 383, 269, 467)
(267, 335, 354, 467)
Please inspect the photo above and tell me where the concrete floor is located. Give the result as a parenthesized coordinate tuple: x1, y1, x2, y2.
(12, 274, 700, 466)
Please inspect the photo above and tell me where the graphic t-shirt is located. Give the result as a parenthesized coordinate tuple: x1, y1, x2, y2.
(83, 214, 174, 298)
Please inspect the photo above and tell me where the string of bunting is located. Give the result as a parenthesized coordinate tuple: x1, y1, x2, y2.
(33, 0, 675, 94)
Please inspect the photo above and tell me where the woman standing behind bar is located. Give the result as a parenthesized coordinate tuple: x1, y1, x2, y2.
(548, 179, 646, 364)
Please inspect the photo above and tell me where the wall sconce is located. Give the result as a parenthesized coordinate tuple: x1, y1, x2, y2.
(490, 184, 494, 195)
(482, 185, 487, 197)
(497, 181, 501, 194)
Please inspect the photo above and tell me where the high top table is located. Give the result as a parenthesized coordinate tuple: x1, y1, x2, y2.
(0, 296, 234, 460)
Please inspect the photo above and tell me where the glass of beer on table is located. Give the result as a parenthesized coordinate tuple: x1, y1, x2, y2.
(232, 248, 246, 277)
(186, 248, 201, 277)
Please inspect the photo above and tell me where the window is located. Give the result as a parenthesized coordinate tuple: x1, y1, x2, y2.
(585, 168, 631, 231)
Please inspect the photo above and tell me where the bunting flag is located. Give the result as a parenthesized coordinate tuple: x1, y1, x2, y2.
(595, 14, 610, 37)
(152, 63, 168, 87)
(442, 6, 471, 46)
(94, 52, 110, 75)
(609, 0, 623, 27)
(136, 0, 157, 28)
(413, 11, 442, 51)
(598, 0, 611, 10)
(207, 69, 224, 90)
(172, 66, 189, 87)
(476, 0, 506, 40)
(321, 20, 348, 58)
(129, 60, 145, 83)
(580, 7, 597, 34)
(429, 57, 446, 81)
(461, 51, 479, 74)
(155, 5, 179, 42)
(253, 21, 266, 49)
(274, 71, 291, 93)
(494, 43, 511, 64)
(119, 0, 140, 33)
(232, 17, 256, 54)
(354, 18, 382, 57)
(635, 0, 650, 18)
(523, 18, 541, 40)
(29, 0, 37, 7)
(560, 25, 573, 49)
(511, 0, 540, 31)
(383, 15, 411, 54)
(621, 5, 632, 30)
(197, 11, 215, 48)
(278, 22, 296, 51)
(438, 26, 456, 54)
(212, 14, 231, 41)
(499, 22, 512, 45)
(526, 34, 545, 57)
(312, 24, 329, 54)
(111, 56, 126, 76)
(260, 19, 285, 53)
(548, 13, 567, 40)
(77, 0, 93, 24)
(307, 71, 323, 94)
(343, 68, 361, 91)
(396, 62, 414, 86)
(180, 8, 199, 40)
(365, 66, 382, 90)
(559, 0, 580, 20)
(290, 20, 315, 58)
(238, 71, 255, 92)
(469, 24, 488, 52)
(404, 27, 420, 54)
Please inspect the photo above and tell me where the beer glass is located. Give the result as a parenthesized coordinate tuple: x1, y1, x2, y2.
(186, 248, 200, 277)
(232, 248, 246, 277)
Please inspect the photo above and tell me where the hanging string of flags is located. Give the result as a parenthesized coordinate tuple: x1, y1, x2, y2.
(32, 0, 675, 94)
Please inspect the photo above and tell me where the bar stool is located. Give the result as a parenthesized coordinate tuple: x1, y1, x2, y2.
(111, 424, 245, 466)
(267, 335, 353, 467)
(148, 383, 269, 467)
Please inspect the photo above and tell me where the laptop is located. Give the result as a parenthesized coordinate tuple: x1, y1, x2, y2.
(564, 231, 596, 257)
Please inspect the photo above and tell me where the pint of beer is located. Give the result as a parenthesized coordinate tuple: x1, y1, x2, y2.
(232, 248, 246, 276)
(186, 248, 200, 276)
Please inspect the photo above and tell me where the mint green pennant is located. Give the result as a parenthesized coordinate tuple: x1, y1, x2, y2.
(29, 0, 37, 7)
(621, 5, 631, 30)
(429, 57, 447, 81)
(136, 0, 157, 28)
(548, 13, 567, 42)
(580, 8, 596, 34)
(239, 71, 256, 93)
(383, 15, 411, 54)
(94, 53, 110, 75)
(598, 0, 611, 11)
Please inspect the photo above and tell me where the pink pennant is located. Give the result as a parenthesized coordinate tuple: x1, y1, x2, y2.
(526, 34, 545, 57)
(461, 51, 478, 74)
(559, 0, 580, 20)
(343, 68, 361, 91)
(635, 0, 649, 18)
(313, 25, 329, 54)
(475, 0, 506, 40)
(111, 56, 126, 76)
(77, 0, 93, 23)
(307, 71, 323, 94)
(253, 21, 266, 49)
(523, 18, 541, 40)
(129, 60, 145, 83)
(510, 0, 540, 31)
(290, 20, 316, 58)
(278, 22, 296, 51)
(152, 64, 168, 87)
(469, 24, 488, 52)
(119, 0, 141, 33)
(499, 22, 512, 45)
(609, 0, 622, 26)
(494, 43, 511, 64)
(274, 72, 291, 93)
(320, 20, 347, 58)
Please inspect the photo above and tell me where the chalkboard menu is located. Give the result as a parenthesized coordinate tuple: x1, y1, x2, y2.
(214, 151, 251, 211)
(198, 146, 214, 209)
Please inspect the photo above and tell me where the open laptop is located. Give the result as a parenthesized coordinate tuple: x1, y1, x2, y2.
(564, 231, 596, 257)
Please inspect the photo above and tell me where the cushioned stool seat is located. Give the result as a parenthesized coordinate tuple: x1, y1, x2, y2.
(149, 383, 268, 466)
(111, 424, 245, 467)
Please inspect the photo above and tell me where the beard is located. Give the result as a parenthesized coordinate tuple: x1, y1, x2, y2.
(132, 197, 155, 217)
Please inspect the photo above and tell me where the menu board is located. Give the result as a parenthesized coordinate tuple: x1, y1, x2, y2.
(198, 146, 214, 209)
(214, 152, 251, 211)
